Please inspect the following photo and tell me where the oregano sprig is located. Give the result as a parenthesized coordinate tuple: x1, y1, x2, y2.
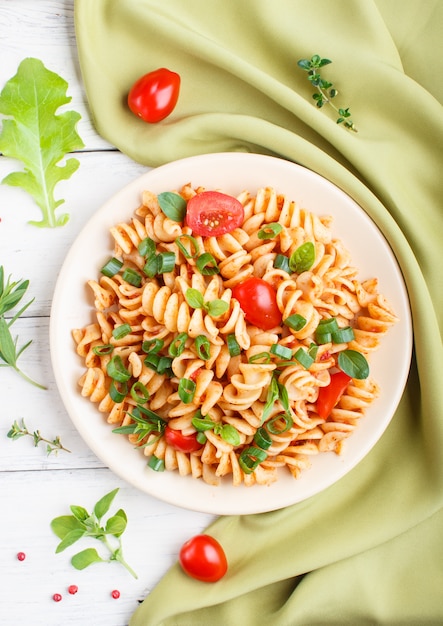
(7, 418, 70, 455)
(297, 55, 357, 132)
(50, 488, 137, 579)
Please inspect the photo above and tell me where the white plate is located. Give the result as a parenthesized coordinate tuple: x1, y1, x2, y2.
(50, 153, 412, 515)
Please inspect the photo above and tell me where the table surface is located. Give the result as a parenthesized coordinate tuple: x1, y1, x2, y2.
(0, 2, 215, 625)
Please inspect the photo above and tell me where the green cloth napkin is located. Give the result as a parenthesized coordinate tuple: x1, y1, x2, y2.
(74, 1, 443, 623)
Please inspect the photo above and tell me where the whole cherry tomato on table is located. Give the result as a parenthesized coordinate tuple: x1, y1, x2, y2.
(179, 534, 228, 582)
(127, 68, 180, 123)
(232, 277, 282, 330)
(185, 191, 245, 237)
(164, 425, 202, 453)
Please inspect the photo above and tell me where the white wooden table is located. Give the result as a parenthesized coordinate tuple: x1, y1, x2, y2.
(0, 2, 214, 624)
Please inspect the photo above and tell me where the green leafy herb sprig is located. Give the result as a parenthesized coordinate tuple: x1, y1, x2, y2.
(7, 418, 70, 455)
(185, 288, 229, 317)
(0, 266, 46, 389)
(297, 55, 357, 132)
(0, 57, 85, 227)
(51, 488, 137, 578)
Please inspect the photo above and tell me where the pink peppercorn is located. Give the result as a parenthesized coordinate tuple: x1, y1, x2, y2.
(17, 552, 26, 561)
(111, 589, 120, 599)
(68, 585, 78, 595)
(53, 593, 62, 602)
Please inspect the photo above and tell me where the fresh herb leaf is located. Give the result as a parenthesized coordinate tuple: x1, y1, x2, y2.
(204, 299, 229, 317)
(0, 58, 84, 227)
(50, 488, 137, 578)
(185, 288, 205, 309)
(297, 55, 357, 132)
(157, 191, 187, 222)
(338, 349, 369, 379)
(289, 242, 315, 273)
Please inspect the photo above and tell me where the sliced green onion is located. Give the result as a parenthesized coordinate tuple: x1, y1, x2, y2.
(178, 378, 196, 404)
(294, 347, 315, 369)
(148, 455, 165, 472)
(284, 314, 307, 331)
(175, 235, 200, 259)
(122, 267, 143, 287)
(92, 344, 114, 356)
(331, 326, 355, 343)
(254, 427, 272, 450)
(315, 331, 331, 345)
(258, 222, 283, 240)
(138, 237, 156, 258)
(316, 317, 339, 333)
(273, 254, 291, 273)
(168, 332, 188, 357)
(130, 381, 150, 404)
(196, 432, 207, 444)
(157, 356, 173, 375)
(106, 355, 131, 382)
(100, 257, 123, 277)
(248, 351, 272, 364)
(158, 252, 176, 273)
(143, 255, 160, 278)
(267, 413, 293, 434)
(195, 335, 211, 360)
(270, 343, 293, 360)
(226, 334, 241, 357)
(308, 343, 319, 360)
(109, 379, 128, 403)
(112, 323, 132, 340)
(144, 352, 160, 371)
(196, 253, 220, 275)
(142, 339, 164, 354)
(238, 446, 268, 474)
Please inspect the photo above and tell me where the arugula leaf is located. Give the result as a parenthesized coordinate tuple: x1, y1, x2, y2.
(0, 58, 84, 228)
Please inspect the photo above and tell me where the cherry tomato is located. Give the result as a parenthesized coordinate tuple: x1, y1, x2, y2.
(316, 370, 352, 419)
(179, 534, 228, 582)
(164, 425, 202, 453)
(127, 68, 180, 123)
(232, 277, 282, 330)
(185, 191, 244, 237)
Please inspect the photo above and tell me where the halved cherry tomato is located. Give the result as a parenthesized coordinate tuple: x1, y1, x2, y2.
(164, 425, 202, 453)
(185, 191, 244, 237)
(316, 370, 352, 419)
(127, 68, 180, 123)
(179, 534, 228, 582)
(232, 277, 282, 330)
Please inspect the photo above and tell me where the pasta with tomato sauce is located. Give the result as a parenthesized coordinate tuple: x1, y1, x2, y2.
(73, 184, 398, 486)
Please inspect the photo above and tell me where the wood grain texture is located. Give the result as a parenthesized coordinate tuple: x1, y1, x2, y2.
(0, 3, 216, 624)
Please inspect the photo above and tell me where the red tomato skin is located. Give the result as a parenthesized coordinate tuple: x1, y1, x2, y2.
(127, 68, 180, 123)
(232, 277, 282, 330)
(164, 426, 202, 453)
(185, 191, 244, 237)
(316, 371, 352, 419)
(179, 534, 228, 582)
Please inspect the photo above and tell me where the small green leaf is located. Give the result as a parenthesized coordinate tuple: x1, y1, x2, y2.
(205, 299, 229, 317)
(157, 192, 187, 222)
(338, 350, 369, 379)
(50, 515, 85, 540)
(70, 505, 90, 522)
(106, 514, 127, 537)
(71, 548, 105, 571)
(55, 528, 86, 553)
(93, 488, 119, 521)
(220, 424, 241, 446)
(185, 288, 204, 309)
(297, 59, 311, 71)
(319, 58, 332, 67)
(289, 241, 315, 273)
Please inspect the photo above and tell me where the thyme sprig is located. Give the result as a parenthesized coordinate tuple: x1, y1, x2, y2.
(0, 266, 46, 389)
(297, 55, 357, 132)
(7, 418, 71, 455)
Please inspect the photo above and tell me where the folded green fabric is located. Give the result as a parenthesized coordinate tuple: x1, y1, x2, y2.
(74, 1, 443, 623)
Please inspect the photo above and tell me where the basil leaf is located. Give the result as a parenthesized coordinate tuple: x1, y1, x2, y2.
(93, 488, 119, 521)
(205, 299, 229, 317)
(262, 376, 279, 423)
(337, 349, 369, 379)
(55, 528, 86, 554)
(289, 241, 315, 273)
(220, 424, 241, 446)
(157, 191, 187, 222)
(50, 515, 85, 540)
(105, 514, 127, 537)
(71, 548, 105, 571)
(70, 505, 90, 522)
(185, 288, 204, 309)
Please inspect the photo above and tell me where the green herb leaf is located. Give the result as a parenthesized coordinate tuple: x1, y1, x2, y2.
(50, 515, 85, 540)
(185, 288, 204, 309)
(338, 349, 369, 379)
(205, 299, 229, 317)
(219, 424, 241, 446)
(157, 191, 187, 222)
(105, 514, 127, 537)
(289, 242, 315, 273)
(0, 58, 84, 227)
(55, 528, 86, 554)
(93, 488, 119, 521)
(70, 505, 90, 522)
(71, 548, 105, 571)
